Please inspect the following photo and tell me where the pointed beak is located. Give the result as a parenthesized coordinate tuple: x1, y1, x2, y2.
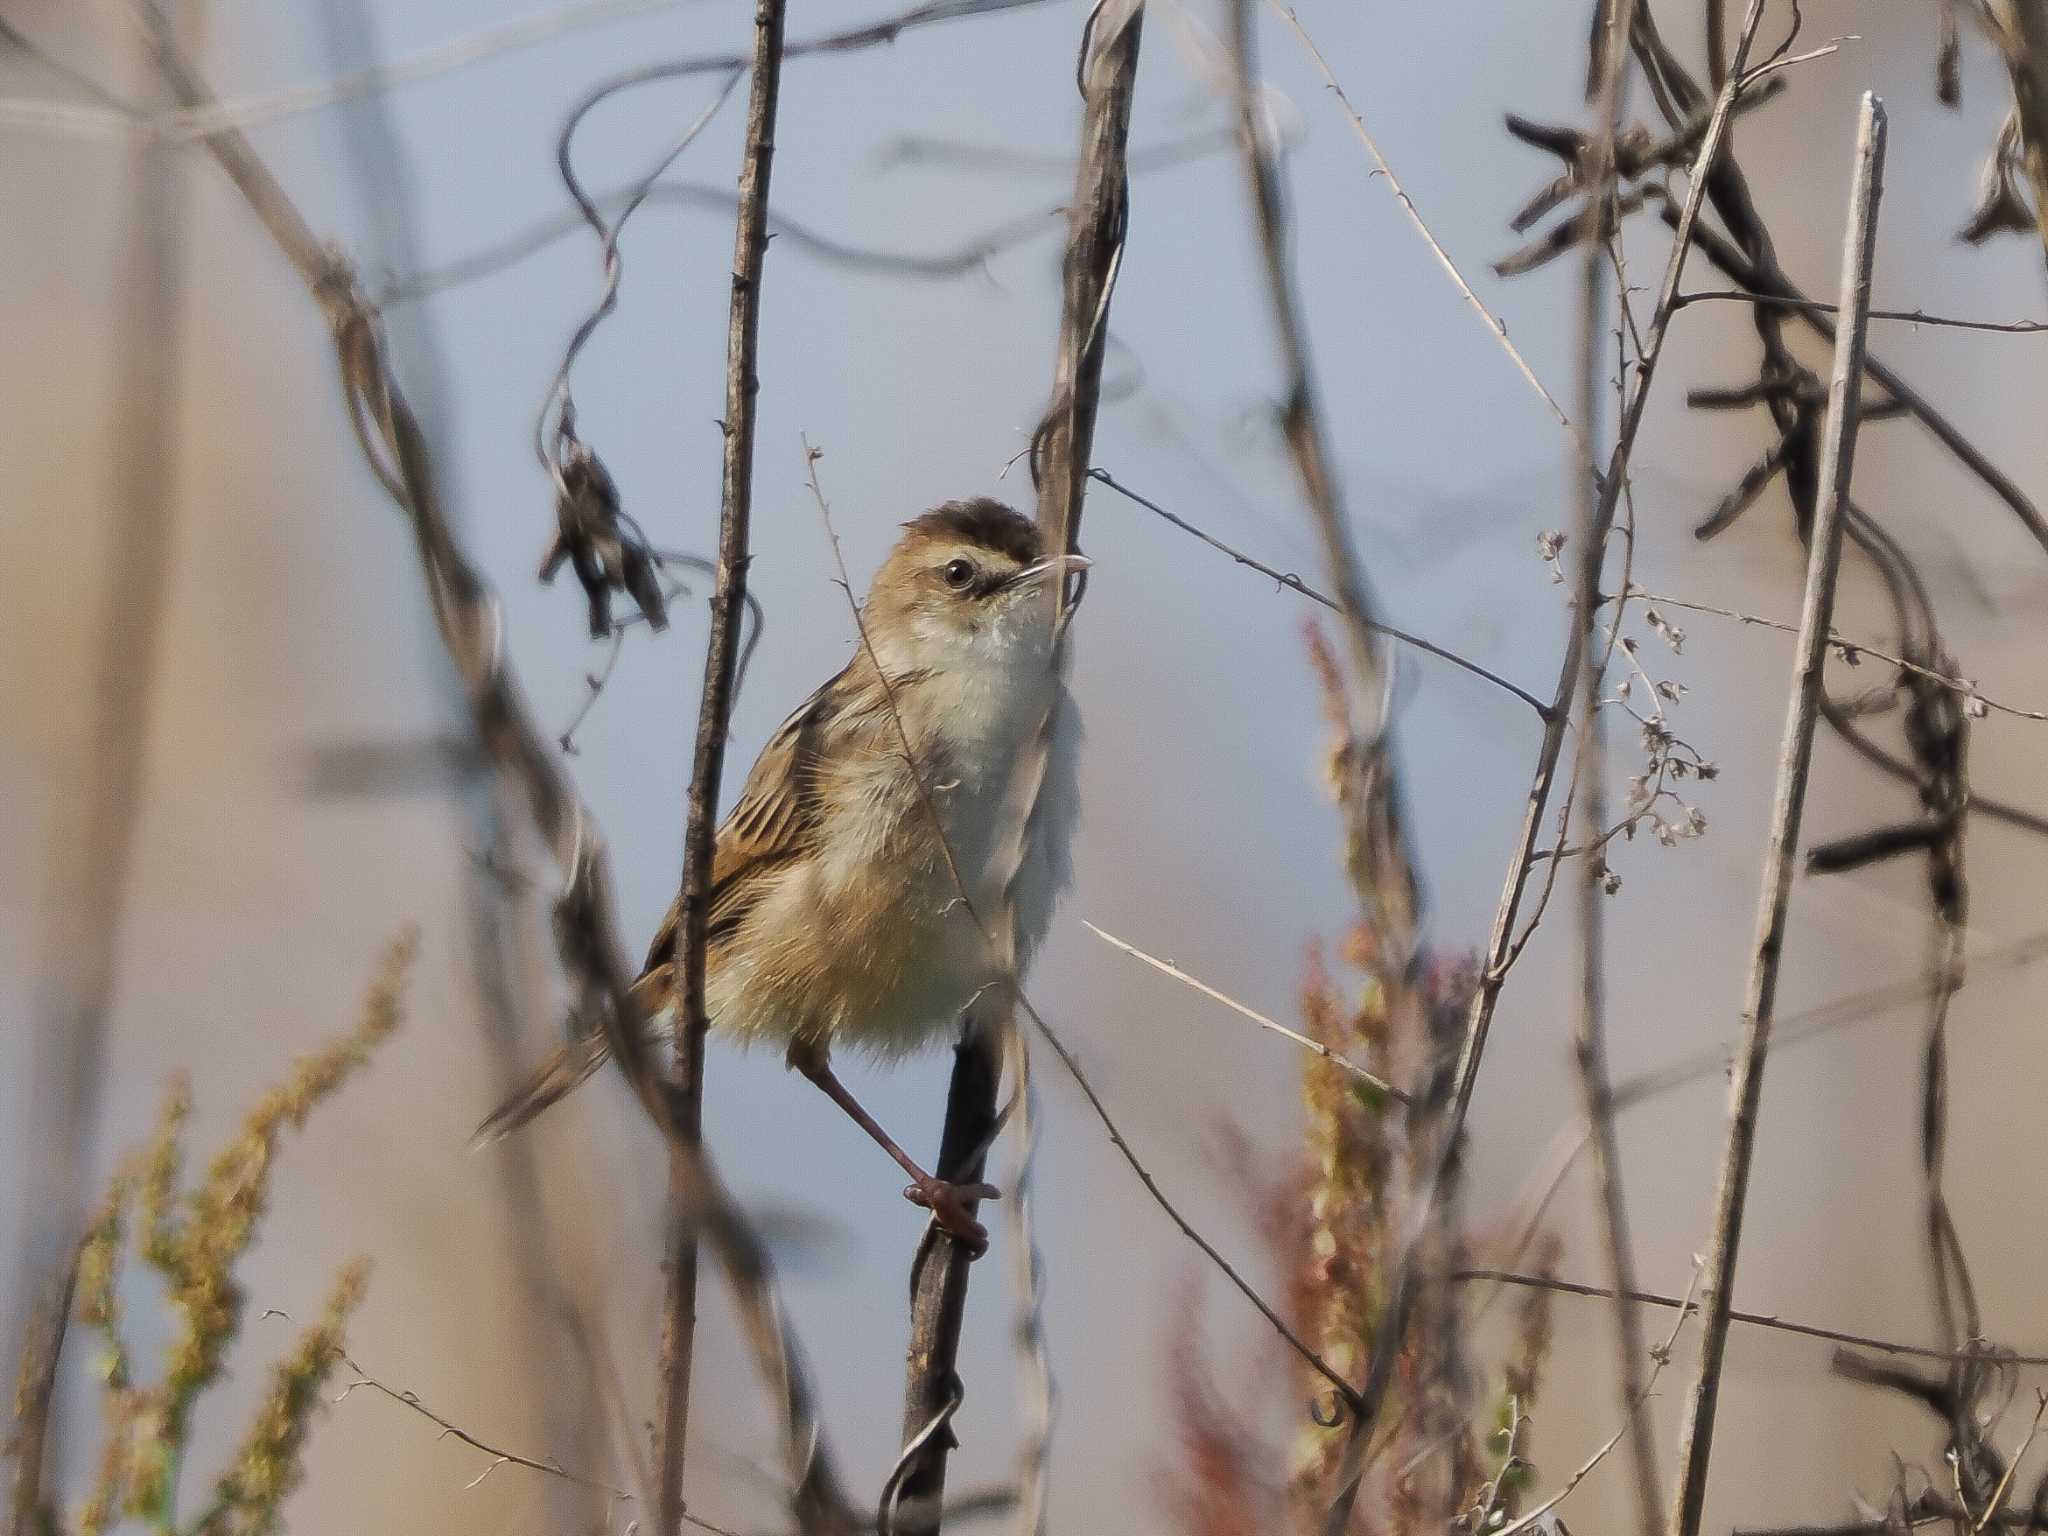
(1003, 552, 1093, 591)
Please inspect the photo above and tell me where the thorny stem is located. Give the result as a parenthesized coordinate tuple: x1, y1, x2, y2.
(1666, 92, 1886, 1536)
(657, 4, 785, 1534)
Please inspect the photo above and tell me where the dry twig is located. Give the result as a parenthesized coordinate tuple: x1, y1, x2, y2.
(1571, 1, 1665, 1525)
(128, 17, 854, 1531)
(1667, 91, 1886, 1536)
(1083, 921, 1409, 1101)
(1087, 468, 1553, 718)
(6, 1244, 81, 1536)
(1268, 2, 1580, 443)
(1490, 1268, 1702, 1536)
(1300, 3, 1779, 1524)
(1454, 1269, 2048, 1369)
(657, 6, 788, 1534)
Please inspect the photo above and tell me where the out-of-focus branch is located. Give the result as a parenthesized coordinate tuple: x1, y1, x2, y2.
(15, 0, 184, 1417)
(657, 6, 786, 1535)
(1280, 3, 1778, 1525)
(897, 5, 1143, 1529)
(1667, 92, 1886, 1536)
(1737, 1495, 2048, 1536)
(1992, 1, 2048, 270)
(1660, 204, 2048, 557)
(9, 0, 1059, 142)
(1573, 1, 1663, 1526)
(381, 183, 1060, 306)
(128, 18, 852, 1532)
(7, 1243, 80, 1536)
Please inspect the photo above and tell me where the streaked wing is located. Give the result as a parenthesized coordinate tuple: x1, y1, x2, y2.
(637, 666, 848, 982)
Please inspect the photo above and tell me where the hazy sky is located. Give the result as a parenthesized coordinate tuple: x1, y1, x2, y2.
(6, 1, 2048, 1531)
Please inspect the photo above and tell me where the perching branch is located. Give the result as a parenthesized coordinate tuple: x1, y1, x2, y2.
(1667, 91, 1887, 1536)
(657, 5, 787, 1535)
(897, 4, 1143, 1530)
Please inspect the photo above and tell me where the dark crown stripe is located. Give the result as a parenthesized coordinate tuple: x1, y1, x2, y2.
(906, 498, 1043, 566)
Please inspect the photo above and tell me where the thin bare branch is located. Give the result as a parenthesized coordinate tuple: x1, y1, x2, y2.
(1492, 1267, 1702, 1536)
(1675, 289, 2048, 334)
(1668, 91, 1886, 1536)
(1082, 920, 1410, 1102)
(1016, 990, 1364, 1411)
(1087, 468, 1553, 718)
(1268, 1, 1581, 443)
(329, 1350, 633, 1502)
(657, 6, 787, 1534)
(1623, 588, 2047, 722)
(1455, 1269, 2048, 1368)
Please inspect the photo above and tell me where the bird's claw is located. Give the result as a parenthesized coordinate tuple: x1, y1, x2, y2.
(905, 1178, 1001, 1255)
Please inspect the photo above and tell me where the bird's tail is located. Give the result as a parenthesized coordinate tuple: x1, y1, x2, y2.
(470, 967, 676, 1146)
(470, 1036, 611, 1146)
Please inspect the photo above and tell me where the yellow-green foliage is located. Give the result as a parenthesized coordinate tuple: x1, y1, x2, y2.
(19, 931, 414, 1536)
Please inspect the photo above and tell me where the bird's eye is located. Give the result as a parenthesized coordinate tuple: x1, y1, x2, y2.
(942, 558, 976, 590)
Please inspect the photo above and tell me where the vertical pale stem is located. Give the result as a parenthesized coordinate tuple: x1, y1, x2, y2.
(1666, 93, 1887, 1536)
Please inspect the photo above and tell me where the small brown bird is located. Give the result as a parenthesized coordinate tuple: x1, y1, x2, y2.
(479, 499, 1086, 1250)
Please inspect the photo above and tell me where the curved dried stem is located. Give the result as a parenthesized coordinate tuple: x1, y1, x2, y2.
(130, 16, 854, 1531)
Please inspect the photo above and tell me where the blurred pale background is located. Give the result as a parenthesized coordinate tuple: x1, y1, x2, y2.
(4, 0, 2046, 1531)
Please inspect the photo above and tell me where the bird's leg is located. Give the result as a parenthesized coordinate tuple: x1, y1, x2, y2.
(785, 1040, 1000, 1253)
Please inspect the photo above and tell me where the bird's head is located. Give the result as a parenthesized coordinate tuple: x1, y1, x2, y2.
(863, 498, 1090, 673)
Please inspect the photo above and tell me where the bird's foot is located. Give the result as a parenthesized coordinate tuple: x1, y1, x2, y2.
(905, 1178, 1001, 1256)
